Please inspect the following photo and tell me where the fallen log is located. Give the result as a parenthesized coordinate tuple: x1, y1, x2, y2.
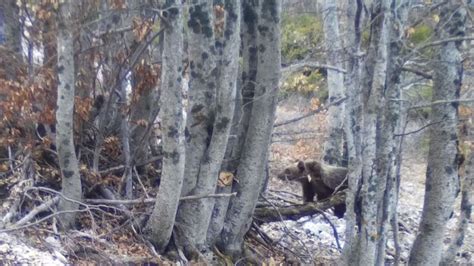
(253, 192, 346, 223)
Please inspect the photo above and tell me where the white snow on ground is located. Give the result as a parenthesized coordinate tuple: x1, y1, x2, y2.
(0, 233, 66, 265)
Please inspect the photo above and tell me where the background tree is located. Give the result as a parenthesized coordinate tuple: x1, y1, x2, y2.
(144, 0, 185, 252)
(56, 0, 82, 229)
(409, 3, 466, 265)
(321, 0, 345, 166)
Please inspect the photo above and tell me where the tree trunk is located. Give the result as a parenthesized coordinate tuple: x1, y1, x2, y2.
(340, 0, 363, 262)
(180, 0, 217, 197)
(56, 0, 82, 229)
(441, 139, 472, 265)
(321, 0, 345, 166)
(343, 0, 393, 264)
(218, 0, 281, 257)
(0, 0, 22, 80)
(144, 0, 185, 252)
(409, 4, 466, 264)
(175, 0, 240, 256)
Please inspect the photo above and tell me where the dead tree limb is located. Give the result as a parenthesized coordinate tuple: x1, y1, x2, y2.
(253, 192, 346, 223)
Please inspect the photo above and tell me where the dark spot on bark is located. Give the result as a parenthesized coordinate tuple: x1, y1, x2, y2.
(262, 0, 279, 23)
(211, 67, 219, 77)
(185, 127, 190, 140)
(242, 3, 258, 35)
(188, 4, 213, 38)
(177, 77, 182, 83)
(112, 14, 120, 24)
(61, 96, 65, 100)
(445, 166, 454, 175)
(258, 44, 266, 53)
(215, 117, 230, 131)
(62, 170, 74, 178)
(191, 104, 204, 114)
(171, 151, 180, 164)
(450, 133, 458, 141)
(205, 91, 213, 99)
(65, 84, 71, 90)
(178, 67, 182, 72)
(168, 126, 178, 138)
(190, 61, 195, 69)
(258, 25, 269, 36)
(202, 52, 209, 61)
(62, 139, 70, 146)
(58, 65, 65, 74)
(207, 82, 215, 89)
(64, 158, 70, 167)
(197, 63, 203, 69)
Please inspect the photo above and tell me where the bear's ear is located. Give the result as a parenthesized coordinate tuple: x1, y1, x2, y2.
(297, 160, 305, 172)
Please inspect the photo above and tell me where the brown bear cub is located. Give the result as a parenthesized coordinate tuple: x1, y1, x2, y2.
(277, 160, 348, 218)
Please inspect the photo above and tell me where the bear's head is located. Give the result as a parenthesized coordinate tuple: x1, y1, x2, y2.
(277, 160, 307, 181)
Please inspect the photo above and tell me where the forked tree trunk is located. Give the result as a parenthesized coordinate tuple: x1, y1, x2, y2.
(175, 0, 241, 256)
(56, 0, 83, 229)
(144, 0, 185, 252)
(218, 0, 281, 257)
(321, 0, 345, 166)
(409, 3, 466, 265)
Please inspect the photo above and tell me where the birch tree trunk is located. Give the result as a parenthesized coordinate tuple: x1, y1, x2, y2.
(218, 0, 281, 257)
(144, 1, 185, 251)
(321, 0, 345, 166)
(409, 3, 466, 264)
(175, 0, 240, 256)
(56, 0, 82, 229)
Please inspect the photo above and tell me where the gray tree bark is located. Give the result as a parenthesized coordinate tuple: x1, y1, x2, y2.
(409, 4, 466, 265)
(175, 0, 240, 255)
(181, 0, 217, 197)
(218, 0, 281, 257)
(0, 0, 22, 80)
(342, 0, 394, 264)
(144, 0, 185, 252)
(442, 132, 473, 264)
(56, 0, 83, 229)
(321, 0, 345, 166)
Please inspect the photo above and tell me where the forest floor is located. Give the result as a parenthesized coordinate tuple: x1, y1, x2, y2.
(0, 96, 472, 265)
(265, 96, 473, 265)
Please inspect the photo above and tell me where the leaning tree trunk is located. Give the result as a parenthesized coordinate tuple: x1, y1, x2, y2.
(56, 0, 83, 229)
(144, 0, 185, 252)
(409, 3, 466, 265)
(218, 0, 281, 257)
(321, 0, 345, 166)
(174, 0, 241, 257)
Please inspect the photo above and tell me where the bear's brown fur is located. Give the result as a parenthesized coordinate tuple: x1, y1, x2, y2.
(277, 160, 348, 218)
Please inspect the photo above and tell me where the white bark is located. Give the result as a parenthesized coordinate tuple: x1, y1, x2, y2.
(219, 0, 281, 256)
(144, 1, 185, 252)
(340, 0, 363, 262)
(409, 3, 466, 265)
(321, 0, 345, 166)
(175, 0, 241, 254)
(181, 0, 217, 196)
(56, 0, 82, 229)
